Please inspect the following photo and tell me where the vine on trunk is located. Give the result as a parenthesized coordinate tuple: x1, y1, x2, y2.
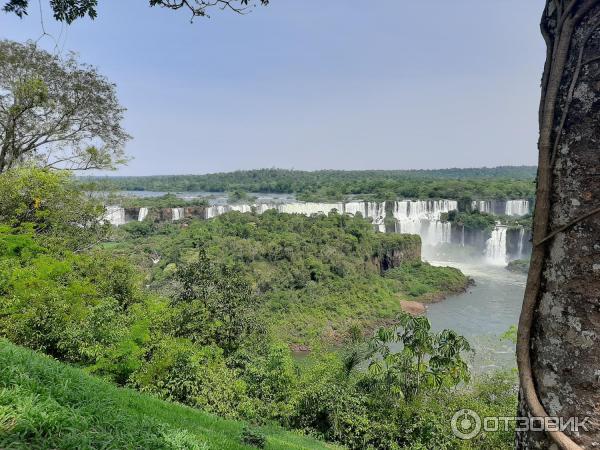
(517, 1, 600, 449)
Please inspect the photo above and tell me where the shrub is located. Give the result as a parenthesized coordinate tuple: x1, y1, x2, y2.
(240, 426, 266, 448)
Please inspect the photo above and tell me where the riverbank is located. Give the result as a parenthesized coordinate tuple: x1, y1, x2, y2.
(424, 260, 526, 372)
(282, 261, 472, 352)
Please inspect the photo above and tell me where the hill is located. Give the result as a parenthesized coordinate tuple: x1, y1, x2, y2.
(0, 340, 336, 450)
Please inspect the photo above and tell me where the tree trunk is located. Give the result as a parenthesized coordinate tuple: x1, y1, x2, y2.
(517, 1, 600, 448)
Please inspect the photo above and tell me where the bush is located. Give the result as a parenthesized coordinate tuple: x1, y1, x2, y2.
(240, 426, 266, 448)
(0, 168, 107, 250)
(384, 261, 469, 299)
(132, 339, 252, 419)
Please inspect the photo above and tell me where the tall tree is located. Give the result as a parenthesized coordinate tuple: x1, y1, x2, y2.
(517, 1, 600, 449)
(3, 0, 269, 23)
(0, 40, 129, 173)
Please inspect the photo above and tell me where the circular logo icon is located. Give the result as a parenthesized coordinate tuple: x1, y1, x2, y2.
(451, 409, 481, 440)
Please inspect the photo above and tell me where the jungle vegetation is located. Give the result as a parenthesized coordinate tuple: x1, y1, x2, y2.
(0, 168, 516, 449)
(82, 166, 537, 202)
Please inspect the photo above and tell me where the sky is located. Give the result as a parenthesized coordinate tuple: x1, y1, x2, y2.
(1, 0, 546, 176)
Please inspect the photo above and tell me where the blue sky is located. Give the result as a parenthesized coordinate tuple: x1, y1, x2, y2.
(2, 0, 545, 175)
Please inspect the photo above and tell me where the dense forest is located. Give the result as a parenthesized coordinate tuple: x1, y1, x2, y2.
(83, 166, 537, 201)
(111, 207, 468, 347)
(0, 168, 517, 449)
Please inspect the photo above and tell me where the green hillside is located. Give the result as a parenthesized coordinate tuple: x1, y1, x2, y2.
(0, 340, 336, 450)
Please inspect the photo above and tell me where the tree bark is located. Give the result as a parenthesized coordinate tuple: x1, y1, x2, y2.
(517, 1, 600, 448)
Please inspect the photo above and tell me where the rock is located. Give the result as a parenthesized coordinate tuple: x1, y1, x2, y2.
(400, 300, 426, 316)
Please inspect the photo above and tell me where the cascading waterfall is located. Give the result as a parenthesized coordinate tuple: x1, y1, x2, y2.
(344, 202, 386, 232)
(516, 227, 525, 260)
(277, 202, 345, 216)
(104, 206, 126, 226)
(505, 200, 529, 216)
(392, 200, 457, 246)
(205, 205, 228, 219)
(138, 207, 148, 222)
(471, 200, 492, 214)
(230, 204, 253, 214)
(485, 225, 508, 265)
(172, 208, 185, 221)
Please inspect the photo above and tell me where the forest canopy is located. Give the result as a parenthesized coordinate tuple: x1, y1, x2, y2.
(83, 166, 537, 201)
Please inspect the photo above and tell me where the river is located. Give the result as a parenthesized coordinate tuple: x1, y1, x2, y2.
(424, 259, 526, 372)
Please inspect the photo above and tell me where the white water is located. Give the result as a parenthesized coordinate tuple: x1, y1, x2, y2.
(471, 200, 492, 214)
(277, 202, 345, 215)
(425, 260, 526, 371)
(138, 207, 148, 222)
(104, 206, 126, 226)
(343, 202, 386, 232)
(505, 200, 529, 216)
(392, 200, 457, 246)
(172, 208, 185, 221)
(515, 228, 526, 260)
(205, 201, 386, 231)
(485, 225, 508, 265)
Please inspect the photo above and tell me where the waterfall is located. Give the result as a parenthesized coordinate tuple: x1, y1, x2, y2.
(255, 204, 278, 214)
(172, 208, 185, 221)
(505, 200, 529, 216)
(343, 201, 386, 232)
(138, 207, 148, 222)
(391, 200, 457, 246)
(485, 226, 508, 265)
(201, 201, 387, 231)
(277, 202, 344, 216)
(471, 200, 492, 214)
(424, 220, 452, 246)
(104, 206, 126, 226)
(205, 205, 229, 219)
(461, 225, 465, 247)
(230, 204, 253, 214)
(517, 227, 525, 260)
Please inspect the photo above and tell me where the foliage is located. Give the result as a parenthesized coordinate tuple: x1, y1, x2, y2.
(0, 40, 129, 172)
(0, 167, 108, 250)
(111, 193, 209, 208)
(3, 0, 269, 23)
(82, 166, 537, 201)
(0, 230, 139, 363)
(445, 210, 497, 231)
(0, 170, 516, 450)
(0, 340, 333, 450)
(286, 320, 515, 450)
(132, 338, 252, 419)
(384, 261, 469, 298)
(366, 313, 472, 402)
(240, 427, 267, 448)
(501, 325, 518, 344)
(110, 209, 431, 346)
(229, 189, 256, 203)
(171, 249, 260, 354)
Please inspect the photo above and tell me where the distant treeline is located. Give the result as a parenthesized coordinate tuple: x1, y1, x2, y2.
(82, 166, 537, 201)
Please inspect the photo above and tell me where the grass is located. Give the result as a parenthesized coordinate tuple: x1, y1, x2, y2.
(0, 340, 337, 450)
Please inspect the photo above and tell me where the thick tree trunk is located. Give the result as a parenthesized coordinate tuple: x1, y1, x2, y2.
(517, 1, 600, 448)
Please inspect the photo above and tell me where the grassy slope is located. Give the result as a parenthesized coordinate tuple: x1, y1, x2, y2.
(0, 340, 336, 450)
